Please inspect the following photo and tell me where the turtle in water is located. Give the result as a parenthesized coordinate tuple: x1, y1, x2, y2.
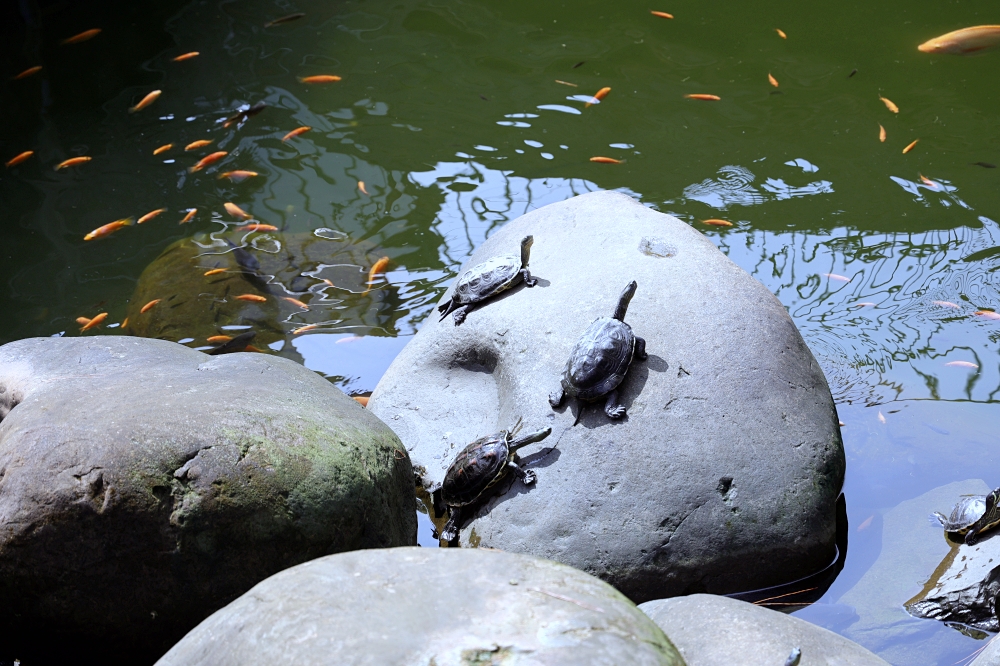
(933, 494, 987, 541)
(437, 235, 537, 325)
(964, 486, 1000, 545)
(436, 418, 551, 542)
(549, 280, 646, 419)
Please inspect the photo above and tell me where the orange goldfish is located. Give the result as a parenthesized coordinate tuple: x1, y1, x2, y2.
(121, 317, 128, 328)
(235, 294, 267, 302)
(702, 219, 733, 227)
(879, 125, 886, 142)
(298, 75, 341, 83)
(902, 139, 919, 154)
(919, 174, 938, 188)
(207, 335, 232, 343)
(585, 87, 611, 108)
(84, 217, 135, 241)
(554, 80, 578, 87)
(242, 223, 278, 232)
(75, 316, 92, 326)
(204, 268, 227, 276)
(775, 28, 787, 39)
(292, 324, 318, 334)
(61, 29, 101, 45)
(129, 90, 161, 113)
(137, 208, 167, 224)
(224, 202, 251, 220)
(153, 144, 173, 155)
(685, 94, 721, 101)
(281, 126, 311, 141)
(80, 312, 108, 331)
(975, 310, 1000, 320)
(55, 156, 92, 170)
(879, 96, 899, 113)
(172, 51, 200, 62)
(13, 66, 42, 80)
(180, 208, 197, 224)
(768, 73, 779, 87)
(140, 299, 161, 313)
(5, 151, 34, 167)
(368, 256, 390, 285)
(185, 139, 213, 151)
(353, 396, 369, 407)
(918, 26, 1000, 54)
(650, 11, 673, 19)
(358, 181, 369, 195)
(189, 151, 228, 172)
(218, 170, 259, 181)
(589, 156, 622, 164)
(282, 297, 309, 309)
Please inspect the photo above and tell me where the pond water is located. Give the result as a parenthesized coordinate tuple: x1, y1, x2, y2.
(2, 0, 1000, 663)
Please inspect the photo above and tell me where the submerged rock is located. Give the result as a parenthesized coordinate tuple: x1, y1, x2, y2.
(639, 594, 889, 666)
(370, 191, 845, 602)
(156, 547, 685, 666)
(0, 336, 415, 660)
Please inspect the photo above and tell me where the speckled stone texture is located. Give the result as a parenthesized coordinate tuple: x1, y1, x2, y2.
(0, 336, 415, 661)
(370, 190, 844, 602)
(157, 547, 686, 666)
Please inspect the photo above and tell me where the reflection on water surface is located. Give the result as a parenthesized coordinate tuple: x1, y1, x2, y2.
(3, 0, 1000, 662)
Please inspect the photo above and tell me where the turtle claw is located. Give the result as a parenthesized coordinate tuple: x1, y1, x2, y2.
(452, 306, 469, 326)
(522, 469, 537, 485)
(604, 391, 625, 419)
(522, 268, 537, 287)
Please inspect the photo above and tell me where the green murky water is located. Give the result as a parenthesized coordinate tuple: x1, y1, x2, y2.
(3, 0, 1000, 663)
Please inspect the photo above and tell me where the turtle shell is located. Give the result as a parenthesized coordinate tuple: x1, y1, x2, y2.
(935, 495, 986, 534)
(441, 432, 511, 507)
(452, 254, 521, 305)
(561, 317, 636, 401)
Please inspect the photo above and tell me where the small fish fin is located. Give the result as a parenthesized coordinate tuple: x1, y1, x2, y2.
(123, 217, 137, 226)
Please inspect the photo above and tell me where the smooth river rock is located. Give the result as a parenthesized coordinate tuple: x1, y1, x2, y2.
(156, 547, 685, 666)
(0, 336, 415, 660)
(640, 594, 889, 666)
(369, 191, 845, 602)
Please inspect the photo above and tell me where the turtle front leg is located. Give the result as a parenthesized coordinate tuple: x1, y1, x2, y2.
(966, 528, 980, 546)
(452, 305, 471, 326)
(548, 385, 565, 408)
(508, 459, 537, 485)
(520, 268, 537, 287)
(439, 506, 461, 542)
(635, 336, 647, 360)
(604, 390, 626, 419)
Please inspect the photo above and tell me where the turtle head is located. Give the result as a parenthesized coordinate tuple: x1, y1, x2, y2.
(613, 280, 638, 321)
(519, 235, 534, 268)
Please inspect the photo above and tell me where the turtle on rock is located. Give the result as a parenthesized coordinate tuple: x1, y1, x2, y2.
(549, 280, 646, 419)
(963, 486, 1000, 545)
(437, 235, 537, 325)
(436, 418, 551, 542)
(933, 494, 987, 542)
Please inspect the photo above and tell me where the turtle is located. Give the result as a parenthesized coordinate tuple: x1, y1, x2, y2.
(964, 486, 1000, 545)
(436, 418, 551, 542)
(933, 494, 987, 540)
(548, 280, 646, 419)
(437, 235, 537, 326)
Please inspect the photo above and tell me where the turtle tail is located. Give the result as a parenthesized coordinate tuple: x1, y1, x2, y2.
(438, 298, 456, 321)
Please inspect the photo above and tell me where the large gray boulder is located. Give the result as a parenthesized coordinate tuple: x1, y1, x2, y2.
(971, 636, 1000, 666)
(156, 547, 686, 665)
(0, 336, 415, 660)
(369, 191, 844, 601)
(639, 594, 889, 665)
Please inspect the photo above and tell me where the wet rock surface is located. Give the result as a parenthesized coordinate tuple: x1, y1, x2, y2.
(370, 190, 845, 602)
(640, 594, 889, 666)
(156, 547, 685, 666)
(0, 336, 415, 660)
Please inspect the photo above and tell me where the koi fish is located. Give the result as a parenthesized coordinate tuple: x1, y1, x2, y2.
(918, 26, 1000, 55)
(650, 11, 673, 19)
(5, 151, 33, 167)
(573, 61, 585, 68)
(768, 73, 778, 87)
(129, 90, 161, 113)
(932, 300, 960, 308)
(336, 336, 362, 344)
(189, 151, 228, 172)
(702, 219, 733, 227)
(204, 268, 227, 276)
(973, 162, 996, 168)
(589, 156, 622, 164)
(775, 28, 787, 39)
(235, 294, 267, 302)
(824, 273, 851, 282)
(975, 310, 1000, 320)
(353, 396, 369, 407)
(298, 75, 341, 83)
(554, 80, 578, 87)
(877, 411, 886, 424)
(137, 208, 167, 224)
(206, 335, 232, 343)
(902, 139, 919, 154)
(172, 52, 199, 62)
(292, 324, 318, 334)
(945, 360, 979, 368)
(84, 217, 135, 241)
(218, 170, 259, 181)
(282, 297, 309, 309)
(367, 256, 390, 285)
(854, 302, 876, 307)
(140, 299, 161, 313)
(879, 96, 899, 113)
(206, 331, 256, 355)
(685, 94, 721, 101)
(55, 156, 92, 170)
(244, 345, 265, 353)
(281, 126, 311, 142)
(322, 279, 334, 287)
(241, 223, 277, 232)
(848, 68, 858, 78)
(13, 66, 42, 80)
(222, 102, 266, 128)
(121, 317, 128, 328)
(264, 13, 305, 27)
(919, 174, 938, 188)
(185, 139, 213, 151)
(358, 181, 369, 195)
(80, 312, 108, 331)
(585, 87, 611, 108)
(879, 125, 886, 143)
(76, 316, 92, 326)
(61, 29, 101, 45)
(153, 144, 173, 155)
(224, 202, 251, 220)
(180, 208, 197, 224)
